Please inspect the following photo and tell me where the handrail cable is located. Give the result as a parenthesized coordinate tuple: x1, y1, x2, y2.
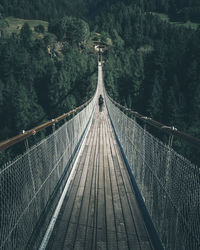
(107, 94, 200, 148)
(0, 97, 93, 152)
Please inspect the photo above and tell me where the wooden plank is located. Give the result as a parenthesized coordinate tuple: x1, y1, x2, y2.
(103, 119, 118, 250)
(47, 145, 89, 250)
(95, 119, 107, 249)
(110, 122, 153, 249)
(47, 98, 154, 250)
(84, 117, 99, 250)
(90, 123, 102, 250)
(74, 121, 98, 249)
(108, 122, 140, 250)
(116, 158, 153, 248)
(106, 129, 129, 249)
(62, 120, 96, 249)
(48, 119, 95, 249)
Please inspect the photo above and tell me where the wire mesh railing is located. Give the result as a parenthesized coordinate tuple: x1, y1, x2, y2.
(0, 95, 97, 250)
(105, 93, 200, 250)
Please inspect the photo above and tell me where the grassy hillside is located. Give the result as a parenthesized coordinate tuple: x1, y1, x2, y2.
(5, 16, 49, 38)
(149, 12, 199, 30)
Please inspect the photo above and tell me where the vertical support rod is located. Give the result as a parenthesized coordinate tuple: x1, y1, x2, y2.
(142, 122, 147, 201)
(25, 137, 39, 216)
(72, 110, 76, 154)
(161, 132, 174, 246)
(166, 133, 174, 188)
(52, 122, 59, 178)
(131, 116, 137, 173)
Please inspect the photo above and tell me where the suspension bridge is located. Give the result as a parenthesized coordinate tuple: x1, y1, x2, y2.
(0, 63, 199, 250)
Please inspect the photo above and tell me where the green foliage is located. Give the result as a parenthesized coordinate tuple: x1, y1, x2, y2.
(101, 2, 200, 165)
(20, 22, 32, 47)
(49, 16, 90, 45)
(0, 80, 3, 107)
(165, 76, 184, 129)
(0, 15, 8, 38)
(0, 15, 96, 163)
(12, 85, 45, 132)
(110, 29, 124, 49)
(143, 0, 200, 22)
(0, 0, 200, 167)
(4, 17, 48, 38)
(147, 72, 163, 120)
(34, 24, 45, 33)
(47, 66, 71, 117)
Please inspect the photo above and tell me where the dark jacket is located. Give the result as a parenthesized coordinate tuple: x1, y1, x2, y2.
(99, 95, 103, 105)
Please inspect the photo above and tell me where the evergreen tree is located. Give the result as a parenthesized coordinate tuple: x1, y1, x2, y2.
(0, 80, 3, 121)
(0, 0, 199, 166)
(20, 23, 32, 47)
(12, 85, 45, 132)
(49, 16, 90, 45)
(47, 67, 71, 117)
(166, 86, 184, 129)
(190, 84, 200, 123)
(147, 72, 163, 121)
(0, 16, 8, 38)
(110, 29, 125, 49)
(34, 24, 45, 33)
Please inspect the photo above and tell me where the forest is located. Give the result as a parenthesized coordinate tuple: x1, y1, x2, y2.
(1, 0, 200, 22)
(101, 3, 200, 165)
(0, 0, 200, 165)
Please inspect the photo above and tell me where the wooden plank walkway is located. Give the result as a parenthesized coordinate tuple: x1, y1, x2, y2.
(47, 100, 154, 250)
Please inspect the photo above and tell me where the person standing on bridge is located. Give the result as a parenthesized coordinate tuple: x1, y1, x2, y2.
(98, 94, 104, 112)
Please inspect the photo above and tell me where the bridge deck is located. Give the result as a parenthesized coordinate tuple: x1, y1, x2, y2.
(47, 103, 153, 250)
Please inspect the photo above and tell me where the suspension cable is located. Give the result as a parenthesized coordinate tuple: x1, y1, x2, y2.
(106, 94, 200, 148)
(0, 97, 93, 151)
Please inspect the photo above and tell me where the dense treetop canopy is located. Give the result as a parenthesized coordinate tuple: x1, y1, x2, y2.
(49, 16, 90, 44)
(0, 0, 200, 165)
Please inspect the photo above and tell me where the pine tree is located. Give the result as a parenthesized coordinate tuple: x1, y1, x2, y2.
(167, 86, 183, 128)
(12, 85, 45, 132)
(20, 23, 32, 48)
(147, 72, 163, 121)
(111, 29, 125, 49)
(49, 16, 90, 45)
(0, 80, 3, 108)
(47, 67, 72, 117)
(190, 84, 200, 122)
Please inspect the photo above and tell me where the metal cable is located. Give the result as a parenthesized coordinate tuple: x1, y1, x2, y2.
(0, 94, 97, 250)
(107, 96, 200, 148)
(105, 92, 200, 250)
